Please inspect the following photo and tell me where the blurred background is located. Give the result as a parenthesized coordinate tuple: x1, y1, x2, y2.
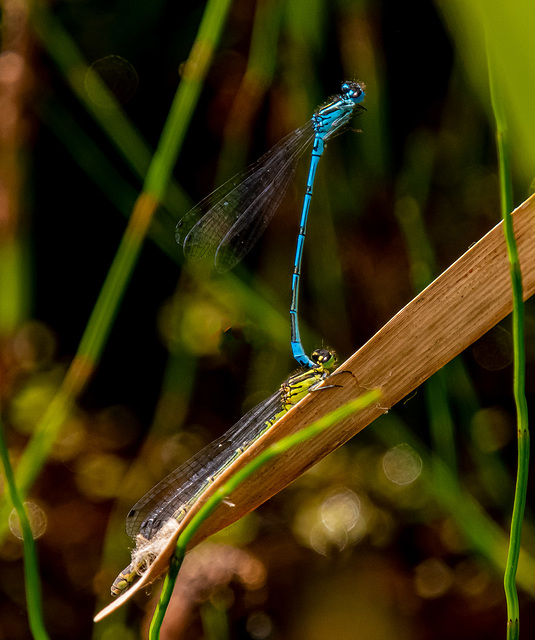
(0, 0, 534, 638)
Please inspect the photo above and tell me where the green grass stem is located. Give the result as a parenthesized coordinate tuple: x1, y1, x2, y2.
(148, 390, 381, 638)
(144, 0, 233, 200)
(0, 413, 50, 640)
(488, 40, 530, 640)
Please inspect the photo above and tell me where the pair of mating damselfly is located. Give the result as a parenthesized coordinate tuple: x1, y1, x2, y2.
(106, 81, 365, 602)
(176, 80, 365, 368)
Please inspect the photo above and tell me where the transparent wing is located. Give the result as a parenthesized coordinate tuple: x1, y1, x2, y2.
(175, 122, 315, 272)
(125, 390, 282, 540)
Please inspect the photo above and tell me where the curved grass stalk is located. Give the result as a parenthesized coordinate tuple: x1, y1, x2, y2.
(0, 413, 50, 640)
(488, 37, 530, 640)
(148, 390, 381, 639)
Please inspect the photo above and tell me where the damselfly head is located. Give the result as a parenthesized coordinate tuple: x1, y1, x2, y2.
(310, 348, 337, 370)
(341, 81, 366, 103)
